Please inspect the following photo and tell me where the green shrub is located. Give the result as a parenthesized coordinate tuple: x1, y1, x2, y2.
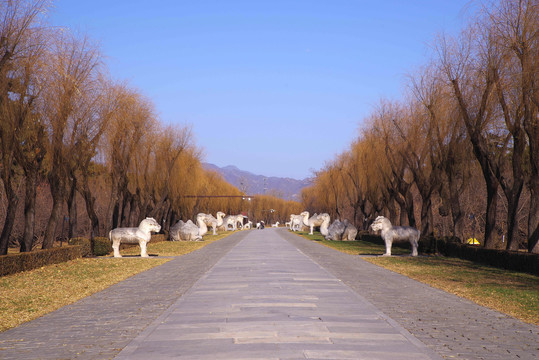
(68, 237, 92, 257)
(358, 232, 538, 275)
(93, 237, 112, 256)
(151, 234, 166, 243)
(0, 246, 84, 276)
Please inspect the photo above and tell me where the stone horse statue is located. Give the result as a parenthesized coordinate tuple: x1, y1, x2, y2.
(109, 217, 161, 258)
(370, 216, 419, 256)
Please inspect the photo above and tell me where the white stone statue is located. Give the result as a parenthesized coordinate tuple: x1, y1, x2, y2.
(223, 215, 235, 231)
(235, 214, 245, 229)
(223, 214, 244, 230)
(326, 219, 346, 241)
(243, 220, 253, 229)
(326, 219, 357, 241)
(342, 220, 358, 241)
(196, 213, 210, 236)
(109, 217, 161, 258)
(370, 216, 419, 256)
(196, 212, 224, 236)
(289, 214, 304, 231)
(301, 211, 330, 236)
(170, 220, 203, 241)
(216, 211, 225, 228)
(271, 222, 280, 227)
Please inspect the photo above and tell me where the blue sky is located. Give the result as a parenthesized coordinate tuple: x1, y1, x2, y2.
(50, 0, 471, 180)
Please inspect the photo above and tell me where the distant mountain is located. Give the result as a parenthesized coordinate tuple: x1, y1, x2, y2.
(202, 163, 311, 202)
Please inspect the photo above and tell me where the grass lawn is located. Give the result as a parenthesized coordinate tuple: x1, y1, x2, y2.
(0, 232, 234, 332)
(292, 230, 539, 326)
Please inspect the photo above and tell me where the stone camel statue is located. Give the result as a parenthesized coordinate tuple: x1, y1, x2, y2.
(196, 212, 225, 236)
(109, 217, 161, 258)
(170, 219, 203, 241)
(301, 211, 330, 236)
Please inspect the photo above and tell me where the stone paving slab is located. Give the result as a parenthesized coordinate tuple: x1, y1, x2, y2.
(1, 228, 537, 359)
(0, 231, 247, 360)
(279, 229, 539, 360)
(115, 229, 442, 360)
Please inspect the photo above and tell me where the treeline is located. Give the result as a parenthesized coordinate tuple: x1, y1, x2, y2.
(0, 0, 301, 255)
(302, 0, 538, 253)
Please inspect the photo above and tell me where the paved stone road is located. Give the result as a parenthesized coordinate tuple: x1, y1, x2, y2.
(280, 230, 539, 360)
(115, 228, 442, 360)
(0, 228, 537, 359)
(0, 231, 247, 360)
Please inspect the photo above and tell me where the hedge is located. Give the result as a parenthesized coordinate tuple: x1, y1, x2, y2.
(0, 245, 84, 277)
(359, 233, 539, 276)
(1, 233, 168, 277)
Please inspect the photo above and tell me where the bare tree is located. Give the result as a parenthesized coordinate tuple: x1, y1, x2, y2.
(436, 25, 504, 248)
(40, 31, 101, 249)
(0, 0, 50, 255)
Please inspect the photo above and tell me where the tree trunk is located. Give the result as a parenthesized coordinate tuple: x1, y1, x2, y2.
(43, 174, 64, 249)
(483, 180, 499, 249)
(66, 176, 77, 239)
(20, 167, 38, 252)
(79, 176, 100, 237)
(0, 183, 19, 255)
(448, 175, 464, 241)
(528, 176, 539, 253)
(405, 190, 416, 228)
(420, 195, 433, 236)
(504, 184, 524, 251)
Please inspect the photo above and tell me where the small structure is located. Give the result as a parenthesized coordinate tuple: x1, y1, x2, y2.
(109, 217, 161, 258)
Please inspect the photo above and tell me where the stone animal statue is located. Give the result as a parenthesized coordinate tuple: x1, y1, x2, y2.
(342, 220, 358, 241)
(235, 215, 245, 230)
(272, 222, 280, 227)
(170, 220, 203, 241)
(301, 211, 330, 236)
(289, 214, 304, 231)
(223, 214, 243, 231)
(370, 216, 419, 256)
(326, 219, 358, 241)
(326, 219, 345, 241)
(243, 220, 253, 229)
(109, 217, 161, 258)
(196, 212, 222, 236)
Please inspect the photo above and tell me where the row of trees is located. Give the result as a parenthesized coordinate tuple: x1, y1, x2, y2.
(302, 0, 538, 253)
(0, 0, 302, 255)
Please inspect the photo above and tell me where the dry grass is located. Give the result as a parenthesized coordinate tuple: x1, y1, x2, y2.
(293, 230, 539, 325)
(0, 257, 169, 332)
(366, 256, 539, 326)
(0, 231, 236, 332)
(119, 232, 233, 257)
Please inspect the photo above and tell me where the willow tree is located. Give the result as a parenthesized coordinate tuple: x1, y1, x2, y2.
(410, 65, 471, 240)
(105, 89, 155, 229)
(0, 0, 50, 254)
(486, 0, 539, 252)
(39, 31, 102, 249)
(370, 101, 417, 228)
